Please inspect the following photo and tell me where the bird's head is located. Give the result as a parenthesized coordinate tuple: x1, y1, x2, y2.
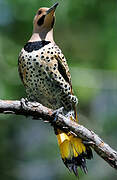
(33, 2, 58, 35)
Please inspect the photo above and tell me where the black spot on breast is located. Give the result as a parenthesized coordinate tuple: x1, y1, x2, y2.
(37, 15, 45, 26)
(24, 41, 51, 53)
(43, 71, 46, 75)
(46, 67, 49, 71)
(41, 55, 44, 59)
(51, 57, 54, 60)
(36, 62, 39, 65)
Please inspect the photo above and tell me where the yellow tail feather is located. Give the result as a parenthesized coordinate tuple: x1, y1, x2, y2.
(56, 114, 93, 176)
(57, 131, 86, 158)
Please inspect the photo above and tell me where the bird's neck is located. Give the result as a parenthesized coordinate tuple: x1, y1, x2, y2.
(29, 29, 54, 43)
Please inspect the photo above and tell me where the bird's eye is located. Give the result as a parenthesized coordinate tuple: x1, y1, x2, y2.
(38, 10, 42, 15)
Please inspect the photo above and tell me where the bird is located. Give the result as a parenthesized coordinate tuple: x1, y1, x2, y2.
(18, 2, 93, 176)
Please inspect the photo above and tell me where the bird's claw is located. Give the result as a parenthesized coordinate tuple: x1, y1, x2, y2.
(52, 107, 64, 126)
(83, 140, 94, 146)
(20, 98, 28, 109)
(53, 107, 64, 116)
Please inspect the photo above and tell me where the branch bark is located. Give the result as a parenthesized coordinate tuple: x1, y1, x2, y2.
(0, 99, 117, 170)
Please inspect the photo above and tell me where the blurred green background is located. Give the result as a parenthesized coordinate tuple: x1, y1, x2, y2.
(0, 0, 117, 179)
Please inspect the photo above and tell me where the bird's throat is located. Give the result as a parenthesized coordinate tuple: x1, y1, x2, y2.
(30, 29, 54, 43)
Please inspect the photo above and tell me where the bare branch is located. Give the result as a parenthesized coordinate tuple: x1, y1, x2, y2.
(0, 99, 117, 170)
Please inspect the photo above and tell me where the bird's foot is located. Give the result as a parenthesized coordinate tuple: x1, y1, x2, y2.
(20, 98, 28, 109)
(51, 107, 64, 125)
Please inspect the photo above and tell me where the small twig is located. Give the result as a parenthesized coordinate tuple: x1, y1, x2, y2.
(0, 99, 117, 170)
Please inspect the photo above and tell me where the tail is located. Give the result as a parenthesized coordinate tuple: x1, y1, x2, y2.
(56, 111, 93, 176)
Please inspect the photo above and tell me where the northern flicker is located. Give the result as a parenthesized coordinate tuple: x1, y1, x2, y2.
(18, 2, 92, 176)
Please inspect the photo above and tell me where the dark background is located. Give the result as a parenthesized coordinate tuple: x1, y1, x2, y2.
(0, 0, 117, 179)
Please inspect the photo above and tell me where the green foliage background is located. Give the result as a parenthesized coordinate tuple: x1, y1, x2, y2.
(0, 0, 117, 179)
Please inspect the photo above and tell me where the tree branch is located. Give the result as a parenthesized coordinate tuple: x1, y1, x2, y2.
(0, 99, 117, 170)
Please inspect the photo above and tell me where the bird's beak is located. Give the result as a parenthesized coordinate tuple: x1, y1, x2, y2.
(46, 2, 59, 15)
